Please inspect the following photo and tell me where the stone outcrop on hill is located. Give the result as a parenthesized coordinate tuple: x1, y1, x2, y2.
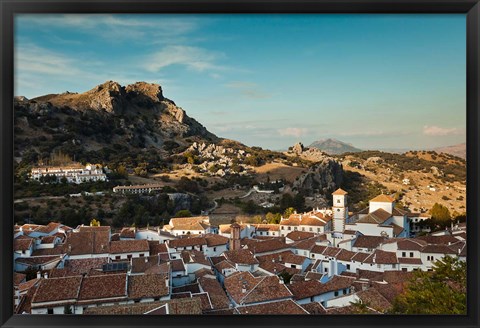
(293, 158, 343, 196)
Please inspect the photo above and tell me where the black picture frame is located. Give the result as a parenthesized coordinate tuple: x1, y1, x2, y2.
(1, 1, 479, 328)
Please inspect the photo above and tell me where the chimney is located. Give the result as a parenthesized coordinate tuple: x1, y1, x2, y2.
(36, 271, 41, 279)
(165, 275, 169, 287)
(44, 272, 48, 279)
(145, 257, 148, 263)
(241, 283, 247, 293)
(279, 276, 284, 284)
(278, 255, 282, 262)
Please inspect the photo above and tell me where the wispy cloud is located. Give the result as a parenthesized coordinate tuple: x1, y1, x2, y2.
(278, 127, 310, 138)
(144, 45, 226, 73)
(226, 81, 271, 99)
(17, 14, 198, 42)
(423, 125, 464, 136)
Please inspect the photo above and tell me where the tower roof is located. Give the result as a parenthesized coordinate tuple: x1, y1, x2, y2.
(332, 188, 348, 196)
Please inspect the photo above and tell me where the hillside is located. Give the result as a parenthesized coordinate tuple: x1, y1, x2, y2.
(338, 150, 466, 214)
(14, 81, 219, 164)
(309, 138, 362, 155)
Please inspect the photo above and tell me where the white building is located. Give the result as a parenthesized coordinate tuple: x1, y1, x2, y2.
(31, 164, 107, 184)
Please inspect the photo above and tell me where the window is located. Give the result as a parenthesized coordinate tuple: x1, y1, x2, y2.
(288, 227, 291, 231)
(337, 209, 340, 212)
(139, 254, 144, 257)
(346, 264, 350, 270)
(115, 256, 120, 260)
(281, 226, 285, 230)
(337, 199, 340, 203)
(213, 247, 217, 251)
(47, 309, 53, 314)
(302, 227, 305, 231)
(294, 227, 298, 230)
(402, 268, 408, 272)
(127, 255, 132, 260)
(317, 228, 320, 232)
(291, 265, 296, 268)
(309, 227, 313, 232)
(334, 291, 339, 297)
(410, 252, 414, 258)
(402, 252, 406, 257)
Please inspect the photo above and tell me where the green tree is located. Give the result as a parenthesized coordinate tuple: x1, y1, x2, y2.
(174, 209, 192, 218)
(283, 207, 295, 218)
(390, 256, 466, 314)
(430, 203, 452, 228)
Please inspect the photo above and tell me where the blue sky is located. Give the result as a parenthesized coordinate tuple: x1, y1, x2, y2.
(15, 14, 466, 151)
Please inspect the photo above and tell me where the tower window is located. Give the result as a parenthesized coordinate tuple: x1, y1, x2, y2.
(337, 199, 340, 203)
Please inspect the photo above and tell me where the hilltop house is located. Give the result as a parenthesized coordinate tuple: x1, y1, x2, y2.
(31, 164, 107, 184)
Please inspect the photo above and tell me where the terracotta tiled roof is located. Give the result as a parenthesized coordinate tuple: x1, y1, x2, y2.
(372, 281, 405, 303)
(300, 301, 327, 314)
(181, 250, 210, 266)
(168, 236, 207, 248)
(332, 188, 348, 196)
(236, 299, 308, 314)
(32, 276, 82, 304)
(198, 276, 231, 310)
(281, 212, 331, 227)
(421, 244, 456, 254)
(244, 238, 290, 254)
(110, 240, 149, 254)
(336, 249, 357, 261)
(351, 252, 371, 262)
(353, 235, 388, 249)
(356, 208, 391, 224)
(128, 274, 169, 299)
(169, 216, 211, 231)
(398, 258, 423, 264)
(305, 271, 324, 281)
(50, 258, 109, 277)
(370, 194, 395, 203)
(204, 234, 229, 247)
(310, 245, 327, 255)
(14, 273, 27, 286)
(148, 241, 168, 256)
(286, 231, 315, 241)
(16, 255, 62, 266)
(18, 278, 41, 293)
(83, 298, 203, 315)
(131, 255, 160, 274)
(170, 259, 186, 272)
(66, 230, 110, 255)
(119, 227, 136, 238)
(214, 260, 236, 273)
(288, 279, 326, 300)
(293, 236, 323, 250)
(397, 239, 427, 250)
(253, 224, 280, 232)
(40, 235, 58, 244)
(14, 238, 33, 251)
(224, 272, 292, 305)
(369, 250, 397, 264)
(224, 249, 258, 265)
(219, 223, 247, 234)
(356, 288, 392, 312)
(172, 283, 200, 294)
(78, 273, 127, 302)
(257, 250, 307, 267)
(322, 247, 343, 258)
(416, 235, 459, 245)
(34, 222, 62, 234)
(78, 225, 111, 233)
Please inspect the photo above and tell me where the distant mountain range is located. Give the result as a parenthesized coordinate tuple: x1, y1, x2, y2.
(308, 138, 362, 155)
(433, 143, 466, 159)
